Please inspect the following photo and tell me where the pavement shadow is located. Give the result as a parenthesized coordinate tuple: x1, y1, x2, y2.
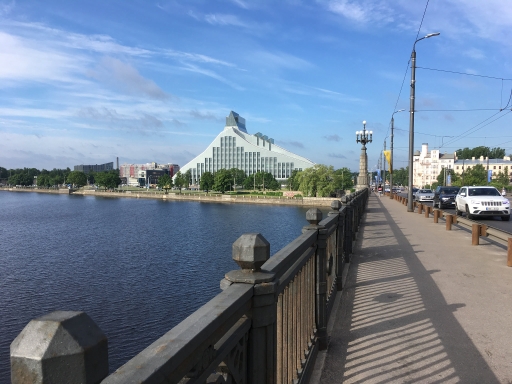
(320, 196, 500, 384)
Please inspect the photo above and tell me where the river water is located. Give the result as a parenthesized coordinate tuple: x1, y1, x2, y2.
(0, 192, 324, 381)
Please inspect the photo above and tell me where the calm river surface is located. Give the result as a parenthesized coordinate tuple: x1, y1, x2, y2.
(0, 192, 324, 381)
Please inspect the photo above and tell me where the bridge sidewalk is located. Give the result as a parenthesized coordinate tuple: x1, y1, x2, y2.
(313, 192, 512, 383)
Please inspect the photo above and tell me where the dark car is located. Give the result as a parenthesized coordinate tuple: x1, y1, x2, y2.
(434, 186, 460, 209)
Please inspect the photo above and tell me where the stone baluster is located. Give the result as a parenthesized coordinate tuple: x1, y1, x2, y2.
(11, 311, 108, 384)
(328, 200, 345, 290)
(223, 233, 276, 384)
(302, 208, 328, 350)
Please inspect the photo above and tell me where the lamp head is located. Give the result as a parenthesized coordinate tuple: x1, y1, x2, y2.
(362, 120, 366, 125)
(425, 32, 440, 38)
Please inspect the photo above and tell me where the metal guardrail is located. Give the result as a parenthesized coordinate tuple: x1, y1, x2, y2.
(10, 189, 370, 384)
(388, 193, 512, 267)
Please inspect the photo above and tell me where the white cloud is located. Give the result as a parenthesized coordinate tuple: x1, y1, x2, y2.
(323, 0, 394, 24)
(87, 57, 171, 100)
(251, 50, 313, 71)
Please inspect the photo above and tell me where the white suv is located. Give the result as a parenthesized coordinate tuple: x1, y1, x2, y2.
(455, 186, 510, 221)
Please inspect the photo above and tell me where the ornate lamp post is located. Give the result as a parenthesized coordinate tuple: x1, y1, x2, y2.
(355, 120, 373, 191)
(407, 32, 440, 212)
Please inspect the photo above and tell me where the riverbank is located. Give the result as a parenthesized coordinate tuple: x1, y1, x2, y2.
(0, 187, 337, 206)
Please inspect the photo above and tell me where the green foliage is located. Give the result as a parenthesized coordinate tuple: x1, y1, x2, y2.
(295, 164, 352, 197)
(392, 167, 408, 186)
(242, 171, 279, 191)
(95, 170, 121, 190)
(461, 164, 486, 186)
(212, 169, 233, 193)
(157, 174, 173, 193)
(437, 167, 460, 187)
(456, 146, 505, 160)
(490, 166, 510, 188)
(66, 171, 87, 188)
(173, 171, 186, 193)
(199, 171, 214, 192)
(286, 170, 301, 191)
(184, 169, 192, 187)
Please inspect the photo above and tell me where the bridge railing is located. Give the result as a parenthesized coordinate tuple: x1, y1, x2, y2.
(10, 189, 369, 384)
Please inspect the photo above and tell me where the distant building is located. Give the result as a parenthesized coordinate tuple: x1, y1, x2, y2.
(177, 111, 315, 185)
(119, 162, 180, 186)
(413, 144, 512, 187)
(453, 155, 512, 182)
(74, 162, 114, 174)
(413, 144, 455, 187)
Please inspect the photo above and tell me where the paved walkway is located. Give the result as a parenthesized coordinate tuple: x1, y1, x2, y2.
(313, 192, 512, 384)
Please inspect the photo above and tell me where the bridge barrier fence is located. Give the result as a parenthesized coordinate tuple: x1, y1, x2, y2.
(10, 189, 370, 384)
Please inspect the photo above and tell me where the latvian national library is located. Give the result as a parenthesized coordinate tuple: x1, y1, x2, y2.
(178, 111, 315, 185)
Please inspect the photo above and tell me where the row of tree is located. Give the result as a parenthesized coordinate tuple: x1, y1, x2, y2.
(286, 165, 355, 197)
(157, 169, 281, 194)
(431, 165, 510, 189)
(0, 167, 122, 190)
(455, 146, 509, 160)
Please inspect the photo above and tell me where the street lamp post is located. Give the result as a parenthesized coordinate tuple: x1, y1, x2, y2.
(390, 109, 405, 198)
(407, 32, 440, 212)
(355, 120, 373, 190)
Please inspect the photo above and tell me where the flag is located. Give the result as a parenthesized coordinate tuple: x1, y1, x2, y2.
(488, 170, 492, 182)
(377, 169, 381, 182)
(447, 173, 451, 186)
(384, 150, 392, 174)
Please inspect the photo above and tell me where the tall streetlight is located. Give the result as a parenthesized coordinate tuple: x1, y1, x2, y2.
(407, 32, 440, 212)
(355, 120, 373, 190)
(390, 109, 405, 198)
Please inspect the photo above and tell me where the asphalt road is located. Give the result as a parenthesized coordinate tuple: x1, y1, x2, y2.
(394, 192, 512, 234)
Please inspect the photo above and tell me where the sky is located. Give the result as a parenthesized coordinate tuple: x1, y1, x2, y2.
(1, 0, 512, 173)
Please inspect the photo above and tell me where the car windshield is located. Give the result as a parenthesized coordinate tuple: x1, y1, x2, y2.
(419, 189, 432, 193)
(468, 188, 501, 196)
(441, 188, 459, 194)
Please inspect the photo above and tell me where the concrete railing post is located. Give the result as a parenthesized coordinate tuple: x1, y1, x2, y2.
(424, 205, 430, 218)
(434, 209, 440, 223)
(472, 224, 480, 245)
(10, 311, 108, 384)
(328, 200, 345, 290)
(302, 208, 328, 351)
(446, 214, 456, 230)
(225, 233, 276, 384)
(341, 196, 353, 261)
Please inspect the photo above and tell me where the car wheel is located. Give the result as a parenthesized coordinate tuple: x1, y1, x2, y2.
(466, 205, 474, 220)
(455, 203, 462, 216)
(502, 216, 510, 222)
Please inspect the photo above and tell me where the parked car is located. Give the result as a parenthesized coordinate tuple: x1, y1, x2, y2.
(455, 186, 510, 221)
(433, 186, 460, 209)
(414, 189, 434, 202)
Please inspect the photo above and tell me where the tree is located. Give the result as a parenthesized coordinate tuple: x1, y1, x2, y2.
(436, 167, 459, 187)
(213, 169, 233, 193)
(200, 171, 214, 192)
(243, 171, 280, 191)
(95, 171, 121, 190)
(456, 146, 506, 160)
(66, 171, 87, 188)
(173, 171, 186, 193)
(229, 168, 246, 190)
(462, 164, 486, 186)
(157, 174, 173, 193)
(392, 167, 408, 186)
(334, 167, 353, 192)
(184, 169, 192, 188)
(37, 174, 51, 188)
(286, 170, 301, 191)
(490, 166, 510, 189)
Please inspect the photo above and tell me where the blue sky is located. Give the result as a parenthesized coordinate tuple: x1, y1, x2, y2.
(1, 0, 512, 173)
